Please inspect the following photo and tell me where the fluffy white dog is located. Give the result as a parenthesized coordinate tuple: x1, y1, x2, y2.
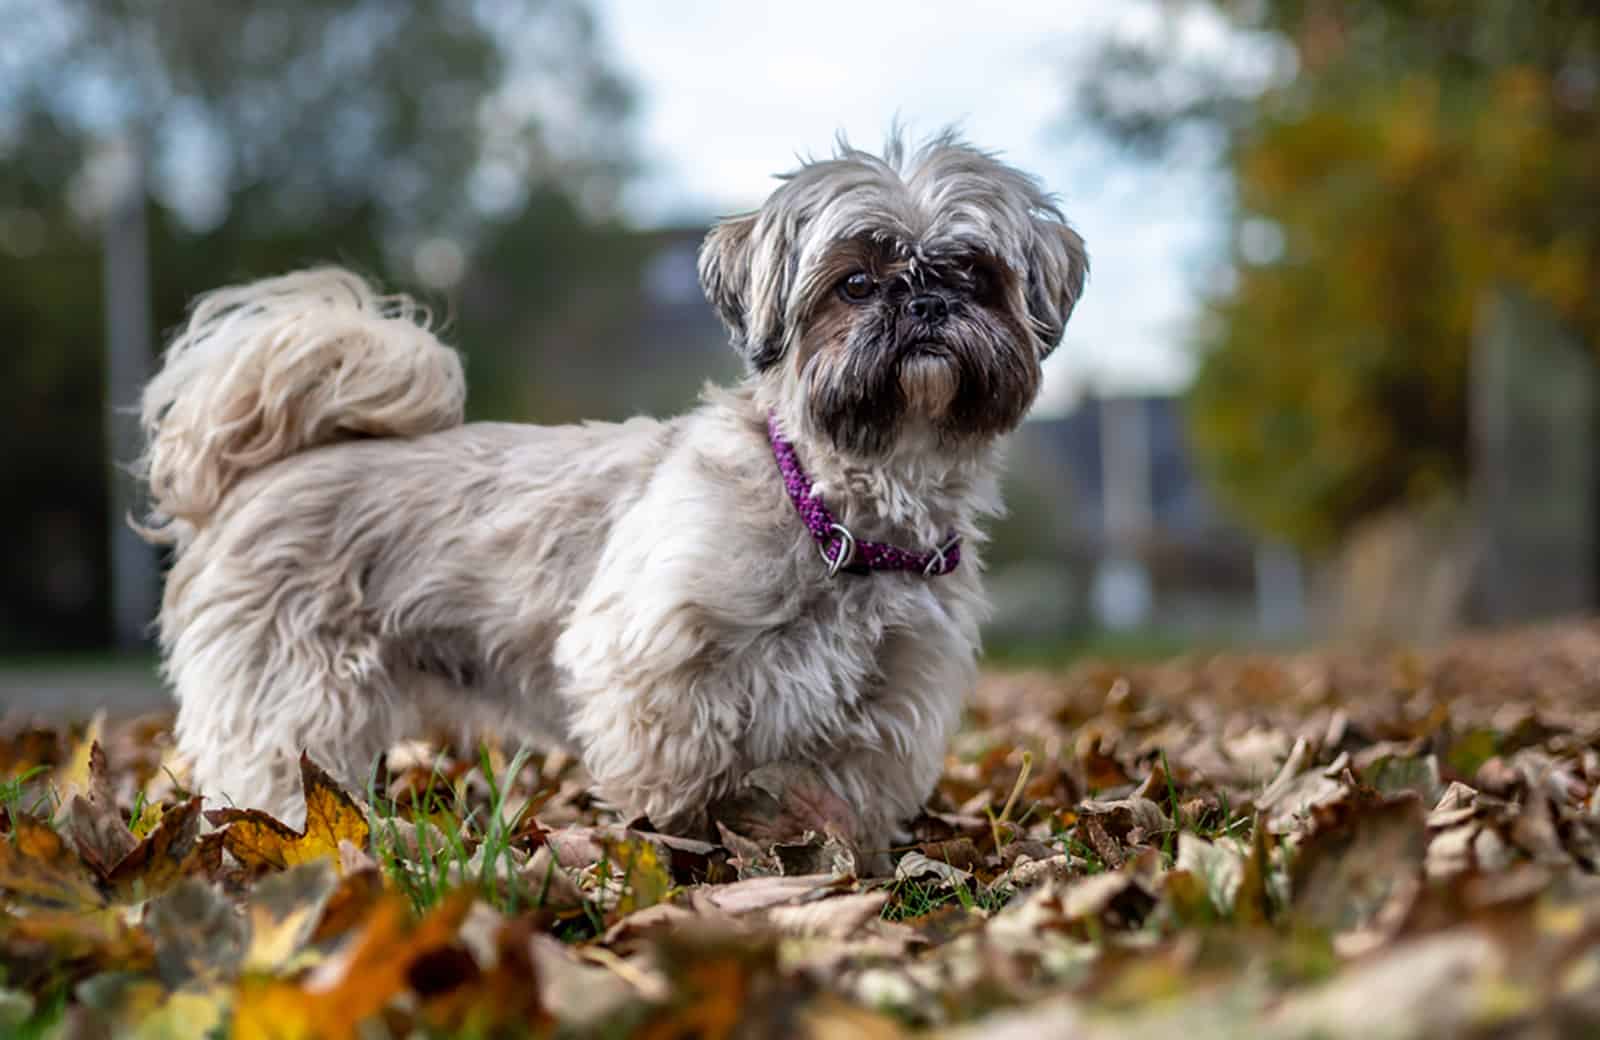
(135, 132, 1087, 842)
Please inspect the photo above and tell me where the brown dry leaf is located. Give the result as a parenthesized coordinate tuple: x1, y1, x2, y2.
(1232, 811, 1277, 925)
(773, 831, 859, 878)
(0, 726, 63, 779)
(206, 754, 370, 872)
(1078, 796, 1168, 845)
(14, 621, 1600, 1035)
(0, 907, 155, 985)
(993, 852, 1078, 891)
(1258, 737, 1351, 833)
(0, 812, 105, 909)
(1268, 929, 1505, 1037)
(56, 741, 207, 904)
(105, 797, 207, 901)
(634, 929, 777, 1040)
(763, 890, 889, 938)
(416, 915, 554, 1037)
(1174, 831, 1246, 916)
(519, 844, 588, 910)
(64, 743, 135, 877)
(310, 861, 386, 945)
(894, 850, 974, 889)
(530, 935, 653, 1026)
(689, 873, 854, 915)
(1290, 792, 1427, 946)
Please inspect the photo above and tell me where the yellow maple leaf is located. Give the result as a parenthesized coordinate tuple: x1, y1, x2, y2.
(207, 756, 371, 874)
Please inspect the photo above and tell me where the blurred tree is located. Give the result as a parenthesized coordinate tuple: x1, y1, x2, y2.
(1080, 1, 1600, 548)
(0, 0, 636, 650)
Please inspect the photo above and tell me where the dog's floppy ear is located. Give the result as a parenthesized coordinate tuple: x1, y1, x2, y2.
(1024, 217, 1089, 359)
(698, 212, 790, 370)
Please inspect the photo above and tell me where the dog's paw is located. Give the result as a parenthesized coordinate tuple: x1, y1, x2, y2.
(708, 762, 900, 877)
(710, 762, 859, 843)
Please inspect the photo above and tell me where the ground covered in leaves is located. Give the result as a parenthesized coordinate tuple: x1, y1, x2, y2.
(7, 621, 1600, 1038)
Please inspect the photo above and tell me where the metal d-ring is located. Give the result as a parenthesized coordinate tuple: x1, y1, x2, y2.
(819, 523, 858, 578)
(923, 532, 962, 577)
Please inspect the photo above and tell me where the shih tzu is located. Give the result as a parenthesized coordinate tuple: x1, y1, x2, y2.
(135, 131, 1087, 843)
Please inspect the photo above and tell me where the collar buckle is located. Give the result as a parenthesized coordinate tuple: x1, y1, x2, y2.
(819, 523, 858, 578)
(923, 533, 962, 577)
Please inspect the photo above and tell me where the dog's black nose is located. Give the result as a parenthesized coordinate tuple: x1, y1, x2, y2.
(907, 294, 948, 323)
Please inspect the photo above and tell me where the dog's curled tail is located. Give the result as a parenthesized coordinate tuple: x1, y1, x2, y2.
(136, 267, 465, 546)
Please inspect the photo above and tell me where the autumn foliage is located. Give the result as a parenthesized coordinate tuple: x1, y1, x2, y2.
(1089, 2, 1600, 547)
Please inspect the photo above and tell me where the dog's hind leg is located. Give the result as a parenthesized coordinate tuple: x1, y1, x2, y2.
(161, 544, 410, 826)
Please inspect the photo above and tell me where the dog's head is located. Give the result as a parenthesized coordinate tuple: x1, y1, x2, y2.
(699, 131, 1088, 456)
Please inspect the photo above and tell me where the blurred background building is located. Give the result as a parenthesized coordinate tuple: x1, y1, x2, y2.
(1, 0, 1596, 665)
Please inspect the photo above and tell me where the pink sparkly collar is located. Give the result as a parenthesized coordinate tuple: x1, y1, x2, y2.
(767, 414, 962, 578)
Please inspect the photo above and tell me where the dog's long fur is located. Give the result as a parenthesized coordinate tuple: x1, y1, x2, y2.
(137, 132, 1086, 840)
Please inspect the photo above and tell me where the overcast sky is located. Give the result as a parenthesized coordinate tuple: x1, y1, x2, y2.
(592, 1, 1241, 413)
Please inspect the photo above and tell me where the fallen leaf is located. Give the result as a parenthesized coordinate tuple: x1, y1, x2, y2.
(520, 845, 588, 911)
(1175, 832, 1246, 916)
(53, 714, 104, 802)
(894, 850, 974, 889)
(0, 812, 105, 909)
(105, 797, 207, 901)
(763, 891, 889, 938)
(773, 831, 858, 878)
(1290, 793, 1428, 940)
(292, 891, 475, 1039)
(206, 755, 370, 873)
(145, 878, 247, 988)
(241, 861, 339, 974)
(64, 743, 136, 877)
(604, 837, 673, 920)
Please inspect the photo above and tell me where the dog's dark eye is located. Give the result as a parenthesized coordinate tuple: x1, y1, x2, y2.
(838, 272, 876, 302)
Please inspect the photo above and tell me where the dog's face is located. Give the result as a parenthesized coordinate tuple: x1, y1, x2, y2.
(699, 132, 1088, 455)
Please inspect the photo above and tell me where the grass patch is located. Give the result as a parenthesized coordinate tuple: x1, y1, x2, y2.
(880, 876, 1011, 922)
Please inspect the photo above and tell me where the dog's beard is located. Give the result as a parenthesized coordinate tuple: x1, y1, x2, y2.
(898, 353, 958, 418)
(798, 300, 1041, 457)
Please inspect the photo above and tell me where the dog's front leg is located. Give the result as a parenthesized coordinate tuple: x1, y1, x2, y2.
(553, 587, 745, 836)
(813, 624, 975, 852)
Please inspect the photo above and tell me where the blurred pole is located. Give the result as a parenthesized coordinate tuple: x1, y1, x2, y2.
(1254, 541, 1305, 639)
(101, 134, 158, 651)
(1099, 396, 1152, 549)
(1093, 396, 1154, 631)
